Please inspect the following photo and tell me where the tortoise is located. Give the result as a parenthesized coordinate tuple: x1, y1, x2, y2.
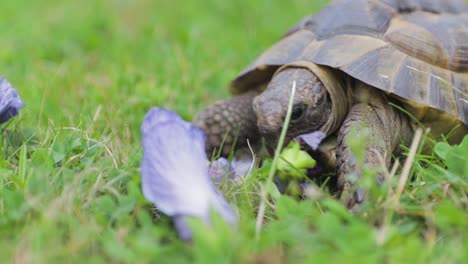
(195, 0, 468, 208)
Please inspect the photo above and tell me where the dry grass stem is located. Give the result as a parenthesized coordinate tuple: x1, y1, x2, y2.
(394, 128, 423, 205)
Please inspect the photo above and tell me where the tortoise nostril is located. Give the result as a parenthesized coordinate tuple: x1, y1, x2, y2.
(255, 100, 283, 126)
(257, 113, 282, 137)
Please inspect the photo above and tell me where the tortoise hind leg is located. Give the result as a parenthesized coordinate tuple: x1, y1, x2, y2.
(194, 91, 261, 157)
(337, 94, 413, 210)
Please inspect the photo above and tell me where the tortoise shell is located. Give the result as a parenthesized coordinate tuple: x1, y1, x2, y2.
(230, 0, 468, 127)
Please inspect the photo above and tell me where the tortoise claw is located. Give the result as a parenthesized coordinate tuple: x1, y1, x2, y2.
(354, 187, 366, 204)
(340, 181, 366, 212)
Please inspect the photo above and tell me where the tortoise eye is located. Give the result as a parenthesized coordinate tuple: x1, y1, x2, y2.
(291, 104, 306, 122)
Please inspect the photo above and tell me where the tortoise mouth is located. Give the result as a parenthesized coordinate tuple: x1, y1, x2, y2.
(264, 135, 294, 155)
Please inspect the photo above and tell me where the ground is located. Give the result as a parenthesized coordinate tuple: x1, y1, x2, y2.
(0, 0, 466, 263)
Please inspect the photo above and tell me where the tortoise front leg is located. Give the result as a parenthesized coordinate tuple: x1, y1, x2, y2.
(194, 91, 261, 157)
(337, 101, 413, 210)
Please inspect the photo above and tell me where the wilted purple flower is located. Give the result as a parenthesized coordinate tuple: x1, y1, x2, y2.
(140, 107, 237, 240)
(208, 157, 254, 183)
(208, 158, 233, 182)
(0, 77, 24, 123)
(307, 165, 324, 179)
(297, 131, 326, 151)
(231, 158, 254, 178)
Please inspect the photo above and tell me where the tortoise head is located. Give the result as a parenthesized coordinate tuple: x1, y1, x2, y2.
(252, 67, 332, 152)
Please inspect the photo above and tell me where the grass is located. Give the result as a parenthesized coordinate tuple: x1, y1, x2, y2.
(0, 0, 467, 263)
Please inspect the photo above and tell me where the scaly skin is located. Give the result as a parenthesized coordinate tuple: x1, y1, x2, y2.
(336, 86, 413, 210)
(194, 91, 260, 157)
(196, 66, 415, 210)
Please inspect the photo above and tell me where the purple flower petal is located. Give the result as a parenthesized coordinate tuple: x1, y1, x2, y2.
(0, 77, 24, 123)
(140, 107, 237, 234)
(298, 131, 326, 151)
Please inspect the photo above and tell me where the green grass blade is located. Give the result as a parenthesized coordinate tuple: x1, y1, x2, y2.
(256, 81, 296, 238)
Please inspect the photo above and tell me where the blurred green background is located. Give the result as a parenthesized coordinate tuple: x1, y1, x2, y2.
(0, 0, 327, 135)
